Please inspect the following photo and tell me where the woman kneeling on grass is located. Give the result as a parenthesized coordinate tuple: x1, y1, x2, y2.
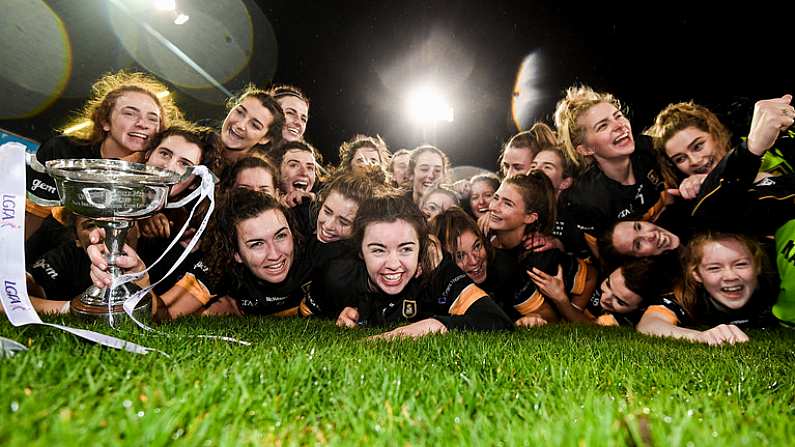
(636, 233, 778, 345)
(322, 193, 514, 339)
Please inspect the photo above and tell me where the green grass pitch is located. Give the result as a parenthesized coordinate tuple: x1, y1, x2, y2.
(2, 317, 794, 446)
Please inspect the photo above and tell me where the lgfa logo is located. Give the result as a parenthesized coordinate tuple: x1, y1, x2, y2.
(1, 194, 20, 229)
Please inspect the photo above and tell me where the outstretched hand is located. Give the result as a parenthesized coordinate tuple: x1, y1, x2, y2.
(747, 94, 794, 155)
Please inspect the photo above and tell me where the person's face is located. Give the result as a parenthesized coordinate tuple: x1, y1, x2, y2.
(146, 135, 202, 198)
(351, 146, 382, 174)
(664, 126, 726, 177)
(279, 149, 317, 194)
(693, 239, 758, 310)
(278, 95, 309, 142)
(530, 150, 570, 193)
(454, 230, 488, 284)
(316, 191, 358, 243)
(599, 268, 643, 313)
(469, 180, 496, 219)
(577, 102, 635, 162)
(411, 151, 444, 197)
(234, 167, 277, 196)
(501, 146, 534, 178)
(234, 209, 294, 284)
(362, 220, 420, 295)
(612, 221, 680, 257)
(74, 217, 100, 250)
(221, 96, 274, 151)
(391, 153, 411, 187)
(488, 183, 535, 232)
(420, 192, 456, 222)
(102, 91, 162, 154)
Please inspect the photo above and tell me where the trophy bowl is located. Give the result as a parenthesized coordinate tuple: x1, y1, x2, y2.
(45, 159, 184, 324)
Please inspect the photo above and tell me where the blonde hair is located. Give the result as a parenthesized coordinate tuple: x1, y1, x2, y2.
(61, 71, 183, 143)
(645, 101, 732, 187)
(553, 85, 622, 170)
(498, 122, 558, 176)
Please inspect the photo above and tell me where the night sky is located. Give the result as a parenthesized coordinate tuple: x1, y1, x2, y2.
(2, 0, 792, 172)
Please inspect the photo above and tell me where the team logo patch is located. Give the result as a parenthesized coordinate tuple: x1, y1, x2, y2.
(402, 299, 417, 318)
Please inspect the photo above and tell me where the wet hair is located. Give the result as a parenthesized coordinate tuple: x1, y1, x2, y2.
(353, 193, 434, 286)
(268, 140, 325, 183)
(554, 84, 623, 170)
(388, 149, 412, 173)
(503, 171, 557, 237)
(679, 232, 765, 318)
(315, 168, 388, 218)
(226, 84, 285, 150)
(268, 84, 311, 109)
(144, 121, 226, 178)
(470, 173, 500, 192)
(430, 206, 494, 264)
(61, 70, 183, 144)
(337, 134, 391, 172)
(498, 122, 558, 176)
(408, 145, 451, 183)
(220, 156, 280, 192)
(645, 101, 732, 187)
(419, 186, 461, 212)
(619, 254, 679, 308)
(203, 188, 300, 287)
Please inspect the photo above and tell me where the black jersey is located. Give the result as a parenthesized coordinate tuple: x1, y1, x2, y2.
(552, 191, 590, 258)
(172, 238, 342, 316)
(26, 136, 102, 205)
(27, 241, 91, 301)
(643, 284, 777, 329)
(314, 253, 513, 330)
(482, 247, 590, 319)
(688, 140, 795, 236)
(564, 135, 667, 250)
(583, 287, 648, 327)
(25, 214, 74, 266)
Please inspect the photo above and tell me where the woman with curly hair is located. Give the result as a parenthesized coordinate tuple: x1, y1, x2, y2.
(26, 70, 184, 234)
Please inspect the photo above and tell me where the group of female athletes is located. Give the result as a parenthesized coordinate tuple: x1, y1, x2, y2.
(13, 70, 795, 345)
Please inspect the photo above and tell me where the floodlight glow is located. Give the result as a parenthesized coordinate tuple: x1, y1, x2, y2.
(406, 86, 454, 123)
(174, 13, 189, 25)
(153, 0, 176, 12)
(63, 120, 92, 136)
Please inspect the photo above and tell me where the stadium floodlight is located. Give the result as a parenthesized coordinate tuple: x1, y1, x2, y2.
(174, 13, 189, 25)
(406, 85, 454, 124)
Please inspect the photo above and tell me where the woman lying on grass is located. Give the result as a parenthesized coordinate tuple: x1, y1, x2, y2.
(637, 232, 778, 345)
(88, 188, 341, 320)
(320, 193, 514, 339)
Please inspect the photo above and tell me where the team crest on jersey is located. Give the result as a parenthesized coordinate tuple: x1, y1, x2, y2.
(402, 299, 417, 318)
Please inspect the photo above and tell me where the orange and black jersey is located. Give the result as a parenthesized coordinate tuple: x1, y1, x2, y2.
(174, 239, 343, 316)
(313, 253, 514, 330)
(27, 240, 92, 301)
(686, 140, 795, 236)
(26, 136, 102, 211)
(643, 283, 778, 329)
(483, 247, 590, 319)
(563, 134, 667, 250)
(584, 287, 645, 327)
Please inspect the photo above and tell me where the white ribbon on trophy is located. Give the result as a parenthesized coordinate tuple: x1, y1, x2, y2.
(0, 142, 160, 355)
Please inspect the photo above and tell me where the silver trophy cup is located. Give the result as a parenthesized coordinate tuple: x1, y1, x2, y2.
(42, 159, 185, 323)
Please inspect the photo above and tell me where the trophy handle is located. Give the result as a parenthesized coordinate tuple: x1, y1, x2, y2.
(25, 152, 47, 173)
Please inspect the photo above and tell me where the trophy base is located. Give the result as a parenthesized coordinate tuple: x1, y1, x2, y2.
(70, 283, 152, 326)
